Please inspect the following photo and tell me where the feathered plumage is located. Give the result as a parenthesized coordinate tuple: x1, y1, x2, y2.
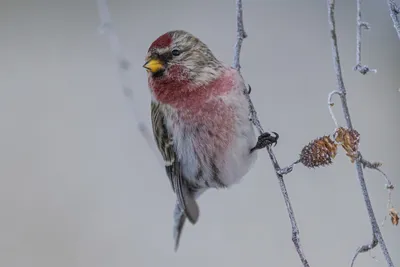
(144, 30, 277, 250)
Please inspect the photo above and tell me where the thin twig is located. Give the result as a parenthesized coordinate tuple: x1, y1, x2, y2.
(277, 160, 301, 176)
(328, 90, 342, 128)
(358, 153, 394, 189)
(96, 0, 164, 166)
(233, 0, 247, 72)
(354, 0, 376, 74)
(326, 1, 394, 266)
(266, 146, 309, 267)
(350, 235, 379, 267)
(233, 1, 310, 266)
(387, 0, 400, 40)
(358, 153, 396, 227)
(381, 187, 395, 227)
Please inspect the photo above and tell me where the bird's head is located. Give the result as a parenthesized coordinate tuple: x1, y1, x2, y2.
(143, 30, 224, 91)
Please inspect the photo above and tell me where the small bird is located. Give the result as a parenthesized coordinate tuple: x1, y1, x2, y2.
(143, 30, 278, 251)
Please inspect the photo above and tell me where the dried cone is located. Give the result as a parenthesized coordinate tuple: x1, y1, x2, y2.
(300, 136, 338, 168)
(334, 127, 360, 163)
(389, 208, 399, 226)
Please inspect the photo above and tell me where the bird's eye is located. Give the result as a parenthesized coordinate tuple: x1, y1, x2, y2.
(171, 49, 181, 56)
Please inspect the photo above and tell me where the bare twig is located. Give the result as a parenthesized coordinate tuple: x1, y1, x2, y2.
(328, 90, 342, 128)
(358, 153, 396, 227)
(265, 147, 309, 267)
(354, 0, 376, 74)
(277, 160, 301, 176)
(387, 0, 400, 40)
(233, 0, 247, 72)
(350, 235, 379, 267)
(96, 0, 163, 166)
(381, 187, 395, 227)
(358, 153, 393, 189)
(326, 1, 394, 266)
(233, 1, 310, 266)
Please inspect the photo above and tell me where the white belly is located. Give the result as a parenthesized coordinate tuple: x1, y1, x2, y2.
(219, 120, 257, 186)
(166, 93, 258, 190)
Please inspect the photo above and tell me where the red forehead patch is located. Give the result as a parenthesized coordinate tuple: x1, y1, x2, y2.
(149, 33, 173, 51)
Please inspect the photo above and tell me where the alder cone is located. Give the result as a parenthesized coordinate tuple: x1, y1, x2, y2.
(300, 136, 338, 168)
(334, 127, 360, 163)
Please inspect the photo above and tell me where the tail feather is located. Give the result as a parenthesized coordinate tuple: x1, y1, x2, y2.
(173, 203, 186, 251)
(182, 192, 199, 224)
(173, 188, 205, 251)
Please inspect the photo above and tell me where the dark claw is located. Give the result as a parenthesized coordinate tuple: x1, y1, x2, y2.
(250, 131, 279, 153)
(247, 84, 252, 95)
(243, 84, 251, 95)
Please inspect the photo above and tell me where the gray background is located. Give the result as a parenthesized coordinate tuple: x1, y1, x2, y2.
(0, 0, 399, 266)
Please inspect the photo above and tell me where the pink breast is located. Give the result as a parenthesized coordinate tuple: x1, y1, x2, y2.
(151, 68, 237, 152)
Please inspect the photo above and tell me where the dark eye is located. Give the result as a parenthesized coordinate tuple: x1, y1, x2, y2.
(171, 49, 181, 56)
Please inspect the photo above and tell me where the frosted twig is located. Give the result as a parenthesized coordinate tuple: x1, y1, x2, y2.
(265, 146, 309, 267)
(233, 0, 247, 72)
(96, 0, 163, 166)
(358, 153, 395, 227)
(326, 1, 394, 266)
(354, 0, 376, 74)
(328, 90, 342, 128)
(350, 235, 379, 267)
(233, 1, 310, 266)
(277, 160, 301, 176)
(387, 0, 400, 40)
(358, 153, 393, 189)
(381, 187, 395, 227)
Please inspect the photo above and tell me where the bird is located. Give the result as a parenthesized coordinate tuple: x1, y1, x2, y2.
(143, 30, 278, 251)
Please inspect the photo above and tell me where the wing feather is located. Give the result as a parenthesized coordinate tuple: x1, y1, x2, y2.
(150, 101, 199, 224)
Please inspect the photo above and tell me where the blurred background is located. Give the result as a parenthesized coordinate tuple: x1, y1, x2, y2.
(0, 0, 399, 266)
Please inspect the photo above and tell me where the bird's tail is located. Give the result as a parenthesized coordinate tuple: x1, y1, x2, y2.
(173, 188, 206, 251)
(173, 203, 187, 251)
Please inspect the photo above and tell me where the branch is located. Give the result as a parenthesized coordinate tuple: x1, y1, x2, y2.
(233, 0, 247, 72)
(387, 0, 400, 40)
(354, 0, 376, 74)
(350, 235, 378, 267)
(96, 0, 164, 166)
(358, 154, 396, 228)
(326, 1, 394, 266)
(233, 1, 309, 266)
(358, 154, 393, 190)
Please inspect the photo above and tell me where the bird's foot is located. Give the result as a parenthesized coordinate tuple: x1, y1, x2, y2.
(243, 84, 252, 95)
(246, 84, 252, 95)
(250, 132, 279, 153)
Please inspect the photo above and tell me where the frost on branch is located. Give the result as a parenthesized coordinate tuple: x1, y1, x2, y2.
(233, 1, 310, 266)
(326, 1, 396, 266)
(354, 0, 377, 74)
(387, 0, 400, 40)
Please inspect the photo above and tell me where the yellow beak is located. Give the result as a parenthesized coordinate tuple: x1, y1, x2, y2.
(143, 59, 164, 73)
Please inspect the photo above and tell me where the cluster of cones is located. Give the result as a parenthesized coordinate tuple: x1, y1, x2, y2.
(299, 127, 360, 168)
(297, 127, 398, 226)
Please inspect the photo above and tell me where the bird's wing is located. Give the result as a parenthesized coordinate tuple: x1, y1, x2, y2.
(150, 101, 199, 224)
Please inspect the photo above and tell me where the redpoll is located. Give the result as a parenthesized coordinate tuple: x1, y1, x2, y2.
(143, 30, 278, 251)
